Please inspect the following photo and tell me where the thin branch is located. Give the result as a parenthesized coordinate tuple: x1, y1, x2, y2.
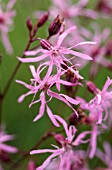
(2, 38, 32, 98)
(9, 129, 54, 170)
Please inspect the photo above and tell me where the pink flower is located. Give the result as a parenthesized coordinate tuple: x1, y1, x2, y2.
(18, 26, 96, 74)
(89, 77, 112, 124)
(0, 0, 16, 54)
(16, 64, 80, 126)
(0, 128, 18, 154)
(78, 77, 112, 125)
(74, 24, 111, 71)
(88, 125, 100, 159)
(34, 0, 98, 20)
(30, 115, 90, 170)
(96, 141, 112, 169)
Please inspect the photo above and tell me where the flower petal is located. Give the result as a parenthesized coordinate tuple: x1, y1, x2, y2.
(0, 143, 18, 153)
(46, 105, 60, 127)
(17, 53, 49, 63)
(68, 50, 92, 60)
(0, 134, 14, 143)
(33, 92, 46, 122)
(18, 91, 34, 103)
(69, 41, 97, 49)
(16, 80, 32, 89)
(54, 115, 69, 137)
(24, 49, 43, 56)
(60, 94, 80, 105)
(57, 26, 76, 47)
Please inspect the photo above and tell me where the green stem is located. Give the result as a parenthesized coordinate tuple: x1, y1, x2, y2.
(0, 94, 3, 125)
(2, 39, 32, 98)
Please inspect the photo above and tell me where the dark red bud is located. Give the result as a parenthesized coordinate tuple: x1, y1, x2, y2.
(26, 17, 33, 31)
(86, 81, 99, 95)
(54, 134, 66, 146)
(105, 40, 112, 56)
(69, 109, 85, 126)
(48, 15, 63, 37)
(107, 64, 112, 71)
(37, 12, 49, 27)
(0, 17, 4, 24)
(40, 39, 53, 50)
(96, 0, 112, 14)
(0, 151, 10, 162)
(82, 116, 93, 125)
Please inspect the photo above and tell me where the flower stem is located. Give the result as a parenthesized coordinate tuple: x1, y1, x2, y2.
(9, 130, 54, 170)
(2, 39, 32, 98)
(0, 94, 3, 125)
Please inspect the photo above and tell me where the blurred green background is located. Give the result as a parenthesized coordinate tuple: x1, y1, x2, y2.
(0, 0, 112, 169)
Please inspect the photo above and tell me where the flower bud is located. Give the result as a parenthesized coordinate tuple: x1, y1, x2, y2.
(107, 64, 112, 71)
(91, 46, 100, 59)
(86, 81, 99, 95)
(40, 39, 53, 50)
(26, 17, 33, 31)
(48, 15, 63, 37)
(105, 40, 112, 56)
(28, 159, 36, 170)
(69, 109, 85, 126)
(37, 12, 49, 27)
(96, 0, 112, 15)
(54, 134, 66, 146)
(0, 17, 5, 24)
(0, 151, 10, 162)
(82, 116, 93, 125)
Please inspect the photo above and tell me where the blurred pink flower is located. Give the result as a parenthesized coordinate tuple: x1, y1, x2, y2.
(78, 77, 112, 125)
(34, 0, 98, 20)
(74, 24, 111, 72)
(0, 0, 16, 54)
(0, 128, 18, 154)
(89, 77, 112, 124)
(96, 141, 112, 169)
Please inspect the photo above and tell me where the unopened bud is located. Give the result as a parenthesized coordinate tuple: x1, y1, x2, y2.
(37, 12, 49, 27)
(107, 64, 112, 71)
(86, 81, 99, 95)
(1, 151, 10, 162)
(61, 62, 68, 70)
(48, 15, 63, 37)
(28, 159, 36, 170)
(96, 0, 112, 14)
(105, 40, 112, 56)
(40, 39, 53, 50)
(26, 17, 33, 31)
(0, 17, 4, 24)
(82, 116, 93, 125)
(69, 109, 85, 126)
(54, 134, 66, 146)
(91, 46, 100, 59)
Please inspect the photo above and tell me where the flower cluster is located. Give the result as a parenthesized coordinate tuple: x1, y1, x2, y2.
(0, 0, 112, 169)
(15, 0, 112, 168)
